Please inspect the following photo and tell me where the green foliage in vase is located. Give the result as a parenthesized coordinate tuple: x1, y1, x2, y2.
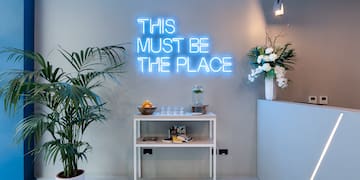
(247, 33, 296, 88)
(0, 45, 126, 178)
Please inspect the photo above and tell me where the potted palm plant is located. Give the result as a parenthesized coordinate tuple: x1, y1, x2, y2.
(0, 45, 126, 179)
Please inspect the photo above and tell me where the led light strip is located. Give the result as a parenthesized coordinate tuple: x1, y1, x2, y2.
(310, 113, 344, 180)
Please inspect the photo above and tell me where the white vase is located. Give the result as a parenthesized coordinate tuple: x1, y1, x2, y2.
(56, 170, 85, 180)
(265, 77, 276, 100)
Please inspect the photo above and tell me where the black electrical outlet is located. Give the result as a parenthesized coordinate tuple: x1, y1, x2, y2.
(219, 149, 228, 155)
(143, 148, 152, 155)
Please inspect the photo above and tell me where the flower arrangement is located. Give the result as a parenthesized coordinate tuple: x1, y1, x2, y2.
(248, 33, 295, 88)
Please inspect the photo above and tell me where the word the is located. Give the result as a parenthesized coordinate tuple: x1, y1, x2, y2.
(138, 56, 232, 73)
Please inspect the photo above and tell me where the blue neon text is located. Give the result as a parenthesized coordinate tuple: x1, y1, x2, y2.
(136, 17, 233, 74)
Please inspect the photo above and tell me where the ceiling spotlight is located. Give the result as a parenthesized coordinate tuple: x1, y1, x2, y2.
(273, 0, 284, 16)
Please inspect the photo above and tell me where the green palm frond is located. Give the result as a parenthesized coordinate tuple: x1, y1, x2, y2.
(59, 45, 125, 73)
(55, 82, 101, 107)
(0, 44, 126, 178)
(58, 47, 94, 72)
(0, 48, 47, 68)
(40, 61, 65, 83)
(68, 72, 102, 89)
(15, 113, 50, 144)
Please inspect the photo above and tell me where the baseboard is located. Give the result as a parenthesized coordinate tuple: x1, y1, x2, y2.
(37, 176, 258, 180)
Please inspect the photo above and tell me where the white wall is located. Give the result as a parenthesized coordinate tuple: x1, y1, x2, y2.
(35, 0, 266, 178)
(258, 100, 360, 180)
(260, 0, 360, 109)
(34, 0, 360, 178)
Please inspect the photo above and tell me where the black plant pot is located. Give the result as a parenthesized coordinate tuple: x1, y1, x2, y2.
(56, 169, 85, 180)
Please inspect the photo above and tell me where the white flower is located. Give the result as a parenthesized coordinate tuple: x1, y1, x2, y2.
(276, 77, 288, 88)
(248, 74, 255, 82)
(265, 47, 274, 54)
(248, 67, 263, 82)
(250, 69, 257, 77)
(257, 55, 264, 64)
(255, 67, 263, 74)
(269, 53, 278, 62)
(250, 69, 255, 74)
(263, 55, 271, 62)
(261, 63, 272, 72)
(274, 66, 288, 88)
(274, 66, 286, 77)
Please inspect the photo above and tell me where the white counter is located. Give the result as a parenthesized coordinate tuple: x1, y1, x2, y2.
(257, 100, 360, 180)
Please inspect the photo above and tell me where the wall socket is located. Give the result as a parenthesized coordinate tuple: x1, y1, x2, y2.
(218, 149, 228, 155)
(308, 96, 317, 104)
(319, 96, 328, 105)
(143, 148, 153, 155)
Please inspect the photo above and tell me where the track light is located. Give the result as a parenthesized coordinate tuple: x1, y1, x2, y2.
(273, 0, 284, 16)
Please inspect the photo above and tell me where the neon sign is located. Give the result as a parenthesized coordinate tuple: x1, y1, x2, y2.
(136, 17, 233, 74)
